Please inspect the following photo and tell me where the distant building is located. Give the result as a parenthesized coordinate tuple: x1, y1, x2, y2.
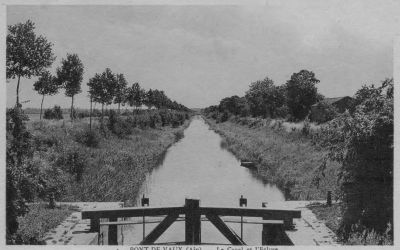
(310, 96, 354, 123)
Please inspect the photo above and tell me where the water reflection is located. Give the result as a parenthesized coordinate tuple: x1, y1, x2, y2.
(121, 116, 285, 245)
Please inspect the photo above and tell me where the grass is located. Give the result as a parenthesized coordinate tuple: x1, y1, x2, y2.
(13, 113, 190, 244)
(307, 202, 393, 245)
(15, 203, 75, 244)
(29, 116, 190, 203)
(206, 117, 340, 200)
(307, 202, 342, 232)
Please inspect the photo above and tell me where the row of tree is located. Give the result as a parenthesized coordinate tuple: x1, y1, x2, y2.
(7, 20, 188, 121)
(205, 69, 322, 121)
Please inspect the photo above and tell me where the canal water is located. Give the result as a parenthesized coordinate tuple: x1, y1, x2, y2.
(119, 116, 285, 245)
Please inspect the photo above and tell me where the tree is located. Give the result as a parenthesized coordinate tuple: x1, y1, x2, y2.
(144, 89, 154, 109)
(323, 78, 393, 241)
(87, 69, 116, 123)
(33, 71, 59, 120)
(245, 77, 286, 118)
(127, 82, 145, 109)
(7, 20, 55, 106)
(152, 89, 169, 109)
(286, 70, 320, 120)
(114, 73, 128, 113)
(56, 53, 84, 120)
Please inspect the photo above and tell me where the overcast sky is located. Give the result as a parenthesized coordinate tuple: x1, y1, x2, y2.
(6, 1, 400, 109)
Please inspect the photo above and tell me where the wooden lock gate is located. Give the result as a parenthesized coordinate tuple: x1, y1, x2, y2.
(81, 199, 301, 245)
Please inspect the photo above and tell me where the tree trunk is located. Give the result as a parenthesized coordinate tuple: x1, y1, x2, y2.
(118, 103, 121, 114)
(101, 103, 104, 125)
(40, 94, 45, 120)
(70, 95, 74, 121)
(16, 75, 21, 106)
(89, 97, 93, 131)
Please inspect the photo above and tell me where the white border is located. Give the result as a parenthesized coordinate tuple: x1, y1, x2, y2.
(1, 1, 399, 250)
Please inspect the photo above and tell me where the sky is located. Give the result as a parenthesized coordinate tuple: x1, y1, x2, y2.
(6, 1, 400, 109)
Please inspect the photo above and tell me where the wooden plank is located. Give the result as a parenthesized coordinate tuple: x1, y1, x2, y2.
(82, 206, 185, 219)
(185, 199, 201, 244)
(140, 213, 179, 245)
(201, 207, 301, 219)
(262, 223, 293, 245)
(222, 219, 284, 225)
(83, 206, 300, 220)
(206, 213, 246, 245)
(108, 217, 118, 245)
(89, 217, 100, 232)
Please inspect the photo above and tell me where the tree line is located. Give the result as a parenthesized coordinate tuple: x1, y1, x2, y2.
(5, 19, 189, 243)
(204, 66, 394, 241)
(204, 69, 323, 122)
(7, 20, 188, 121)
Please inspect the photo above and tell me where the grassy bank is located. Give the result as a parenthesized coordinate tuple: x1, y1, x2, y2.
(308, 203, 393, 245)
(14, 203, 76, 244)
(9, 110, 191, 244)
(205, 116, 340, 200)
(28, 116, 189, 203)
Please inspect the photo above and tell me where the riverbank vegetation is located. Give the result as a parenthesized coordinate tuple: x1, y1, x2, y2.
(7, 108, 191, 244)
(6, 19, 191, 244)
(203, 71, 393, 244)
(14, 203, 76, 244)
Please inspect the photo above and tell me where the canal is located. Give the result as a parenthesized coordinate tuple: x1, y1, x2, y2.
(118, 116, 285, 245)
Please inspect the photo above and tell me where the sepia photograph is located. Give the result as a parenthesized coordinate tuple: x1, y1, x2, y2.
(4, 0, 399, 247)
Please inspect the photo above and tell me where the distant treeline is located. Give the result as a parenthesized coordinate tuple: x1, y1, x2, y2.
(204, 69, 323, 122)
(7, 20, 189, 122)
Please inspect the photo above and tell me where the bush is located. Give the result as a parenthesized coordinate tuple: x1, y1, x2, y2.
(108, 110, 133, 138)
(323, 79, 393, 241)
(15, 204, 73, 244)
(74, 128, 101, 147)
(56, 146, 87, 182)
(301, 118, 311, 135)
(43, 106, 63, 120)
(6, 107, 34, 242)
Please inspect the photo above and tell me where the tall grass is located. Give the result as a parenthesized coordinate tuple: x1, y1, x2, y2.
(206, 117, 340, 200)
(27, 111, 191, 204)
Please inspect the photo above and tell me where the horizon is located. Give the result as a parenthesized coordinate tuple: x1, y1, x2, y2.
(6, 1, 399, 109)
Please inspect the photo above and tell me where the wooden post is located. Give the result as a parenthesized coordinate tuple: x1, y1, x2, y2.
(327, 191, 332, 207)
(90, 217, 100, 233)
(262, 221, 293, 245)
(185, 199, 201, 245)
(108, 217, 118, 245)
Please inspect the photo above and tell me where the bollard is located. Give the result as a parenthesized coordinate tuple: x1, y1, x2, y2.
(185, 199, 201, 244)
(239, 195, 247, 207)
(141, 194, 149, 240)
(141, 194, 149, 207)
(327, 191, 332, 207)
(49, 193, 56, 209)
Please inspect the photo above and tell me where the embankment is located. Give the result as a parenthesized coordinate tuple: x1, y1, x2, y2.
(205, 117, 339, 200)
(29, 116, 190, 204)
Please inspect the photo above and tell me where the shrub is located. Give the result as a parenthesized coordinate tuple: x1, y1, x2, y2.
(6, 107, 34, 242)
(219, 112, 230, 123)
(301, 118, 311, 135)
(43, 106, 63, 120)
(74, 128, 101, 147)
(107, 110, 134, 138)
(15, 204, 73, 244)
(56, 146, 87, 182)
(323, 79, 393, 241)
